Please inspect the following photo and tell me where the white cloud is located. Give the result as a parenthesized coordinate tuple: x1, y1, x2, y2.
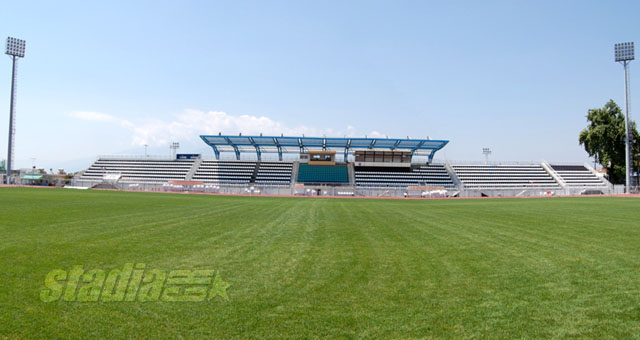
(68, 111, 117, 122)
(68, 111, 134, 129)
(69, 109, 385, 147)
(127, 109, 377, 147)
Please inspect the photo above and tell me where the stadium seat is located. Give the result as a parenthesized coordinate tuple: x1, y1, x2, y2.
(354, 164, 456, 189)
(550, 165, 608, 187)
(297, 164, 349, 183)
(451, 164, 560, 189)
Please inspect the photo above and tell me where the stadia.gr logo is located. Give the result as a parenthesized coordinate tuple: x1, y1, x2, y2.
(40, 263, 230, 302)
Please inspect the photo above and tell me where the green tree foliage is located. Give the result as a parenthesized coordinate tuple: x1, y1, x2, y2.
(579, 100, 640, 184)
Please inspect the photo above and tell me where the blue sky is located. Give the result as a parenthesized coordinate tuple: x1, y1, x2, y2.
(0, 0, 638, 171)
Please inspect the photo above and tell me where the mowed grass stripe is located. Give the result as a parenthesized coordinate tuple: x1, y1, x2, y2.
(0, 188, 639, 339)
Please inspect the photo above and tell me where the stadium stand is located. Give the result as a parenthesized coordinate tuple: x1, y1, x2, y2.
(254, 162, 294, 186)
(191, 160, 256, 185)
(550, 164, 608, 187)
(354, 164, 456, 189)
(191, 160, 294, 186)
(452, 164, 560, 189)
(75, 135, 618, 197)
(79, 158, 194, 184)
(297, 164, 349, 183)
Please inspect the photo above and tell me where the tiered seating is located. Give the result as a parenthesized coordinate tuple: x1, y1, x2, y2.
(452, 164, 559, 189)
(297, 164, 349, 183)
(550, 165, 608, 187)
(79, 158, 194, 184)
(255, 162, 293, 186)
(192, 160, 256, 185)
(354, 164, 456, 189)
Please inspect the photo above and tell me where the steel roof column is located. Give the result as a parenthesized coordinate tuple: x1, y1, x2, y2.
(428, 140, 448, 163)
(410, 140, 426, 163)
(428, 151, 435, 163)
(223, 136, 241, 160)
(273, 137, 283, 161)
(211, 145, 220, 160)
(344, 139, 351, 162)
(249, 137, 261, 161)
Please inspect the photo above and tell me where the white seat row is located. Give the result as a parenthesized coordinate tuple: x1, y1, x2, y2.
(453, 164, 560, 189)
(255, 162, 293, 186)
(193, 161, 256, 185)
(79, 158, 194, 183)
(355, 165, 455, 188)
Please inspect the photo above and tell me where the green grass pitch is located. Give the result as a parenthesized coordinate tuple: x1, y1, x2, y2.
(1, 187, 639, 339)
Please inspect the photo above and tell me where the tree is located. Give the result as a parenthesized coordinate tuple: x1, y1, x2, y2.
(579, 99, 640, 184)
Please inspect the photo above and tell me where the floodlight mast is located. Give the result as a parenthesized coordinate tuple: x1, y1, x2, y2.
(615, 42, 634, 193)
(170, 142, 180, 158)
(5, 37, 25, 184)
(482, 148, 491, 164)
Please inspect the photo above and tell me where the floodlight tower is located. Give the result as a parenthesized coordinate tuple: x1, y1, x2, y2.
(615, 42, 634, 193)
(170, 142, 180, 158)
(5, 37, 25, 184)
(482, 148, 491, 164)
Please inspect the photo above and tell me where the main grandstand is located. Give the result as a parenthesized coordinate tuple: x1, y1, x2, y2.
(74, 134, 615, 197)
